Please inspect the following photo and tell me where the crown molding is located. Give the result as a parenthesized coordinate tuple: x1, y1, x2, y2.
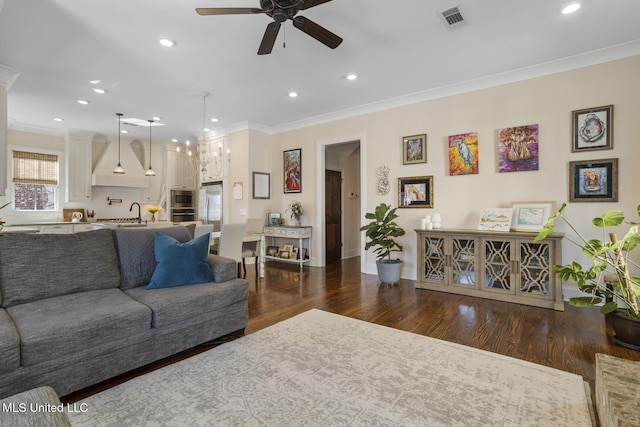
(0, 64, 20, 90)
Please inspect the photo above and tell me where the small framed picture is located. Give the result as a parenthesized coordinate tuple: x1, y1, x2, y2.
(279, 250, 290, 259)
(268, 212, 281, 226)
(282, 243, 294, 254)
(292, 247, 299, 260)
(402, 134, 427, 164)
(284, 148, 301, 193)
(266, 246, 279, 257)
(398, 176, 433, 208)
(301, 248, 308, 260)
(252, 172, 270, 199)
(569, 158, 618, 202)
(478, 208, 513, 232)
(510, 201, 556, 232)
(572, 105, 613, 152)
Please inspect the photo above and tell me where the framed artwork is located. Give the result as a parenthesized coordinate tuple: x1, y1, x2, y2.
(569, 158, 618, 202)
(279, 250, 290, 259)
(282, 243, 294, 254)
(268, 212, 281, 226)
(292, 247, 299, 260)
(284, 148, 301, 193)
(266, 246, 279, 257)
(252, 172, 270, 199)
(448, 132, 479, 176)
(572, 105, 613, 152)
(510, 201, 556, 232)
(498, 124, 539, 173)
(398, 176, 433, 208)
(402, 134, 427, 164)
(300, 248, 308, 260)
(478, 208, 513, 231)
(233, 181, 243, 200)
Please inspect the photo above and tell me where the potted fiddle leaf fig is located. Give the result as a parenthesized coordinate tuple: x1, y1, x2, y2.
(534, 203, 640, 349)
(360, 203, 406, 284)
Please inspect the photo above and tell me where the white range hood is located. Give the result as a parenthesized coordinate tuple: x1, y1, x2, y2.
(92, 139, 150, 188)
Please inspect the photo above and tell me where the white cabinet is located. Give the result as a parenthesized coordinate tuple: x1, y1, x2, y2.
(65, 136, 91, 202)
(166, 150, 197, 190)
(263, 226, 311, 269)
(38, 223, 105, 234)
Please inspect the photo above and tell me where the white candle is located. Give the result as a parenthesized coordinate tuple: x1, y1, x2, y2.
(424, 215, 431, 222)
(426, 221, 433, 230)
(421, 218, 427, 229)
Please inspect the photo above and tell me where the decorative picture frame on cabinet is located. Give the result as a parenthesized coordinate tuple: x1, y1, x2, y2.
(572, 105, 613, 152)
(478, 208, 513, 231)
(283, 148, 301, 193)
(569, 158, 618, 202)
(402, 134, 427, 164)
(268, 212, 281, 226)
(398, 175, 433, 208)
(510, 201, 556, 232)
(266, 246, 279, 257)
(252, 172, 270, 199)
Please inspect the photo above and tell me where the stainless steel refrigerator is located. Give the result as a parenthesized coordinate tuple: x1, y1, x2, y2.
(198, 181, 223, 231)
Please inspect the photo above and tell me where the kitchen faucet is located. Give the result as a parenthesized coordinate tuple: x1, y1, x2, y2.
(129, 202, 142, 224)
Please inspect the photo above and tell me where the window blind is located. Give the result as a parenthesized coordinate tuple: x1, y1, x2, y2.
(12, 150, 59, 185)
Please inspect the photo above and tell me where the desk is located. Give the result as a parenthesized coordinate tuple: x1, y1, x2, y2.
(211, 232, 265, 279)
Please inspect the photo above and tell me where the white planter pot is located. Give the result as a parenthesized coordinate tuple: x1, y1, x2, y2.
(376, 259, 403, 284)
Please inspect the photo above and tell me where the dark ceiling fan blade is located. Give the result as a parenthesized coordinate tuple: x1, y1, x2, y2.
(298, 0, 333, 10)
(196, 8, 263, 16)
(258, 21, 281, 55)
(292, 16, 342, 49)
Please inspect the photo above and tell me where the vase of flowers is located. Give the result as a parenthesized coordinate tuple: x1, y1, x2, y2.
(147, 207, 160, 223)
(287, 201, 303, 226)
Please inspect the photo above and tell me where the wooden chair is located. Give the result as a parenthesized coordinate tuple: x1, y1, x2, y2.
(241, 218, 265, 276)
(214, 223, 246, 278)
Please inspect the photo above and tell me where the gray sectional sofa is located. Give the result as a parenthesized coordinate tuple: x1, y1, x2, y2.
(0, 225, 249, 399)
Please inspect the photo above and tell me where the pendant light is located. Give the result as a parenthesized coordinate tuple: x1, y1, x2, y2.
(145, 119, 156, 176)
(113, 113, 125, 174)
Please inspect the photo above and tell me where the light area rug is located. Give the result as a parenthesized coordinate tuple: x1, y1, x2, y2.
(67, 309, 592, 426)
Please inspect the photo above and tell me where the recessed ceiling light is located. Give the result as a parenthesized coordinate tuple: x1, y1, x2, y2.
(345, 73, 358, 80)
(92, 88, 107, 94)
(171, 138, 178, 142)
(203, 127, 210, 132)
(288, 91, 299, 98)
(210, 118, 219, 123)
(77, 99, 89, 105)
(121, 130, 128, 134)
(562, 3, 580, 14)
(89, 80, 100, 85)
(158, 37, 176, 47)
(53, 117, 64, 122)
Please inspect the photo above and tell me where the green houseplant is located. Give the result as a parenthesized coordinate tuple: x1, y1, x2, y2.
(360, 203, 406, 284)
(287, 201, 303, 226)
(535, 203, 640, 348)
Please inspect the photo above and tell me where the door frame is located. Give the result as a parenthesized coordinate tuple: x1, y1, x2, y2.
(315, 134, 366, 270)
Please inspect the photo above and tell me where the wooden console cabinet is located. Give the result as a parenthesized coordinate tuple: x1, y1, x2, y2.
(416, 229, 564, 311)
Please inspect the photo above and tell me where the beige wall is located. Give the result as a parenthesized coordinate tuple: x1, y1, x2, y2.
(268, 55, 640, 294)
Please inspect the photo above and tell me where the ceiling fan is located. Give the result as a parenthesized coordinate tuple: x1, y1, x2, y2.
(196, 0, 343, 55)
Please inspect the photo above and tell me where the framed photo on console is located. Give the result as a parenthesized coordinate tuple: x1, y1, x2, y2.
(569, 158, 618, 202)
(510, 201, 556, 232)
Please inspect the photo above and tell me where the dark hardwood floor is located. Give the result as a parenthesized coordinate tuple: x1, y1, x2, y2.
(63, 256, 640, 403)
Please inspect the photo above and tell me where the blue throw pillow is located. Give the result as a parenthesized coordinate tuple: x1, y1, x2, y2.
(147, 232, 214, 289)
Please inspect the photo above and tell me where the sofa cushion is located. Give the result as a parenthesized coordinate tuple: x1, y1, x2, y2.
(113, 226, 193, 290)
(126, 279, 248, 329)
(0, 309, 19, 374)
(7, 289, 151, 367)
(147, 233, 214, 289)
(0, 229, 120, 307)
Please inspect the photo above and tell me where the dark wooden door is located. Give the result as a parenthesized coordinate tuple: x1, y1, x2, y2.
(325, 169, 342, 263)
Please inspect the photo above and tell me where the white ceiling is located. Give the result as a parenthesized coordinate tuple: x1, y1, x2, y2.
(1, 0, 640, 144)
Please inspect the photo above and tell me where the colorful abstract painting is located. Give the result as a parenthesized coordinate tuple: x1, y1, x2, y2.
(498, 124, 539, 173)
(448, 132, 479, 176)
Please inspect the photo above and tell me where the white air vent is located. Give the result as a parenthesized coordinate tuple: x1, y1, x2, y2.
(440, 5, 468, 29)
